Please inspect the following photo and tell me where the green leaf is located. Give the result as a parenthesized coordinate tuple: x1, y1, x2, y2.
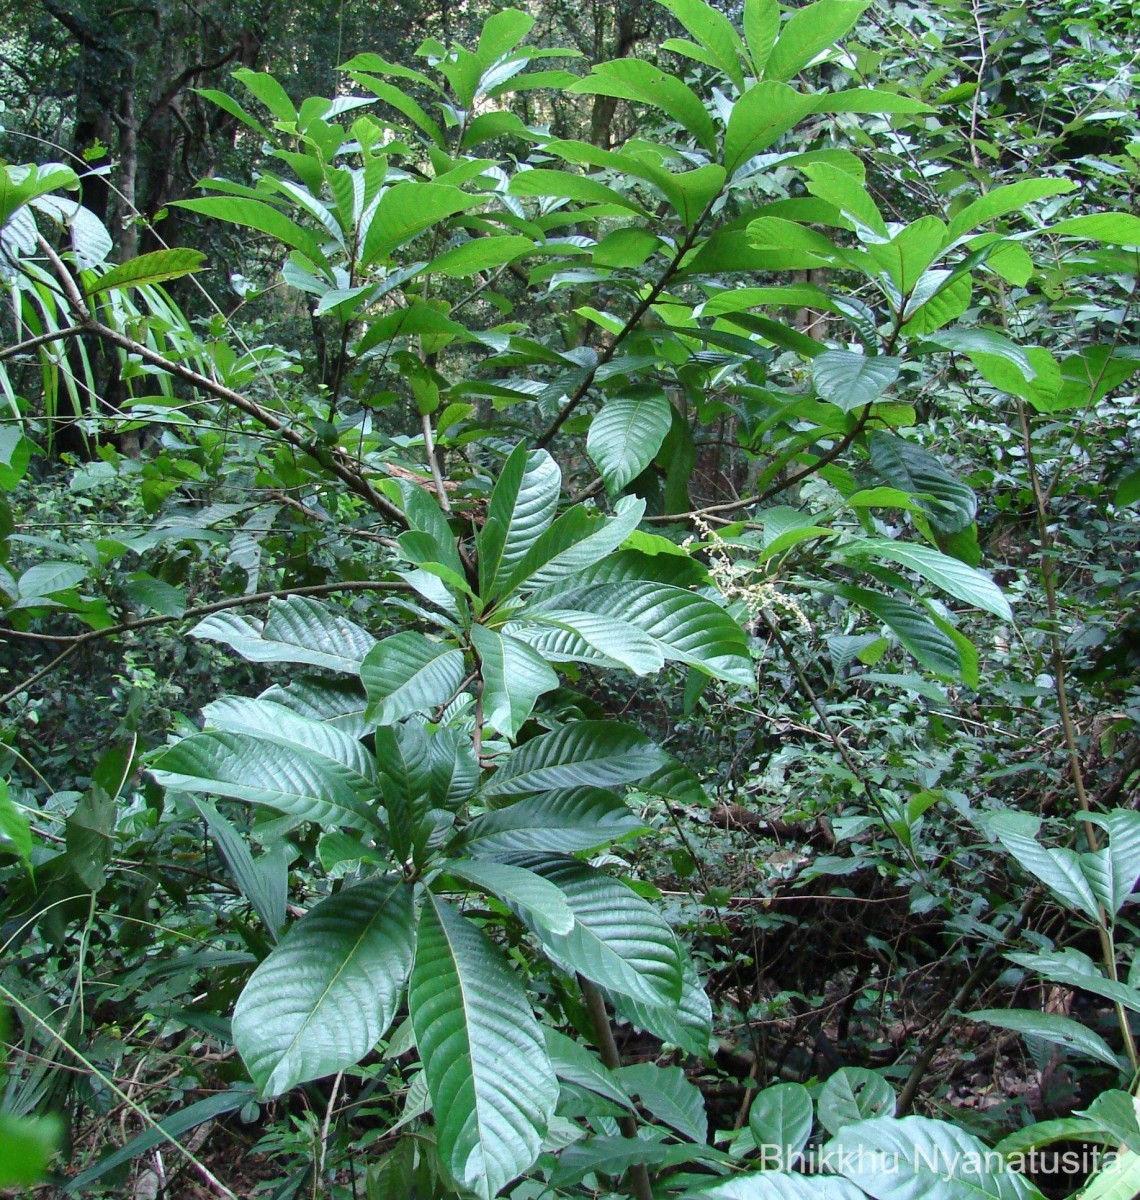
(1051, 213, 1140, 245)
(868, 431, 977, 534)
(459, 788, 647, 856)
(725, 83, 820, 174)
(817, 1068, 895, 1134)
(480, 444, 562, 600)
(361, 632, 467, 725)
(587, 387, 674, 495)
(544, 1027, 633, 1108)
(682, 1175, 865, 1200)
(86, 248, 207, 296)
(0, 1113, 58, 1188)
(743, 0, 780, 76)
(424, 235, 534, 278)
(550, 582, 753, 685)
(509, 168, 647, 214)
(616, 1062, 707, 1142)
(843, 539, 1011, 620)
(608, 948, 712, 1056)
(801, 161, 887, 239)
(175, 196, 329, 270)
(362, 182, 473, 265)
(438, 857, 574, 934)
(149, 731, 376, 829)
(201, 696, 375, 782)
(498, 496, 647, 596)
(518, 854, 684, 1005)
(568, 60, 717, 153)
(1006, 949, 1140, 1014)
(471, 624, 558, 738)
(191, 597, 376, 674)
(658, 0, 746, 89)
(516, 609, 665, 674)
(765, 0, 870, 82)
(812, 351, 899, 412)
(374, 722, 431, 860)
(482, 721, 668, 796)
(233, 68, 298, 122)
(985, 811, 1103, 925)
(1086, 810, 1140, 915)
(748, 1082, 814, 1165)
(0, 778, 32, 871)
(1081, 1150, 1140, 1200)
(409, 893, 557, 1200)
(967, 1010, 1123, 1071)
(233, 874, 413, 1096)
(195, 799, 287, 940)
(827, 1115, 1044, 1200)
(947, 179, 1077, 241)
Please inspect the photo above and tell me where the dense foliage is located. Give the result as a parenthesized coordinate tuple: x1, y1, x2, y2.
(1, 0, 1138, 1197)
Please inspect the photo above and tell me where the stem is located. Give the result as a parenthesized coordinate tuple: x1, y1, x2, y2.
(1015, 398, 1139, 1071)
(536, 197, 719, 449)
(35, 236, 406, 526)
(581, 978, 654, 1200)
(421, 410, 451, 513)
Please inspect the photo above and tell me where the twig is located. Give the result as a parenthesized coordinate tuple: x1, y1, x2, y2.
(0, 580, 402, 704)
(580, 978, 654, 1200)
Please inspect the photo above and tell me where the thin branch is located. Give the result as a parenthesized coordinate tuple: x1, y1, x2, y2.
(535, 198, 719, 449)
(34, 236, 406, 527)
(0, 581, 403, 704)
(0, 324, 86, 362)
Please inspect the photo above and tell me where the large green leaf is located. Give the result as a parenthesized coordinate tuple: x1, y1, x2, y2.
(195, 799, 287, 940)
(459, 788, 647, 856)
(827, 1115, 1044, 1200)
(374, 721, 432, 860)
(1005, 949, 1140, 1014)
(409, 894, 557, 1200)
(724, 82, 819, 174)
(361, 182, 474, 264)
(149, 732, 377, 829)
(1081, 1150, 1140, 1200)
(868, 431, 977, 534)
(174, 196, 329, 270)
(516, 854, 684, 1005)
(233, 874, 414, 1096)
(482, 721, 668, 796)
(681, 1176, 863, 1200)
(985, 811, 1103, 925)
(201, 696, 376, 782)
(608, 946, 713, 1057)
(361, 632, 467, 725)
(764, 0, 869, 81)
(1086, 809, 1140, 915)
(438, 857, 574, 934)
(86, 248, 207, 296)
(546, 582, 753, 684)
(587, 387, 674, 495)
(516, 610, 665, 674)
(843, 539, 1011, 620)
(817, 1067, 895, 1135)
(967, 1009, 1123, 1071)
(947, 179, 1077, 241)
(660, 0, 745, 86)
(497, 496, 646, 596)
(191, 596, 376, 673)
(812, 350, 900, 412)
(836, 585, 961, 677)
(471, 624, 558, 738)
(748, 1082, 814, 1166)
(480, 445, 562, 600)
(568, 60, 717, 153)
(616, 1062, 707, 1142)
(509, 168, 647, 214)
